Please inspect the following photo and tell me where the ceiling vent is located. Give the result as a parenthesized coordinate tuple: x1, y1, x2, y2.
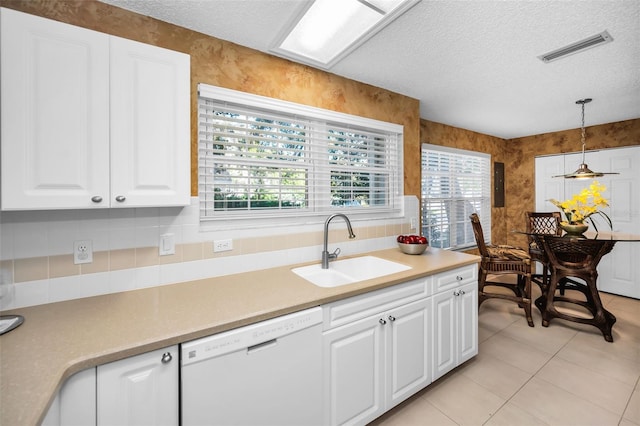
(538, 30, 613, 63)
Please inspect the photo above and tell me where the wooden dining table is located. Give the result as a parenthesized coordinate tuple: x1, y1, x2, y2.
(514, 230, 640, 342)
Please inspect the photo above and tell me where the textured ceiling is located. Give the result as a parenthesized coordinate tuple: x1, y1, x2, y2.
(100, 0, 640, 139)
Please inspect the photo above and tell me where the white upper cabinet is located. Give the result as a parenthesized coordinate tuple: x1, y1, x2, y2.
(1, 8, 111, 209)
(0, 8, 190, 210)
(109, 36, 190, 208)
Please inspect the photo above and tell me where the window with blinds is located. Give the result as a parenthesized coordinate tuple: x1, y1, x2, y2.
(421, 144, 491, 249)
(198, 84, 403, 221)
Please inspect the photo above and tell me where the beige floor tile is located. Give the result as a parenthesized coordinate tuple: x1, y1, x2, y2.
(568, 329, 640, 366)
(370, 394, 456, 426)
(510, 377, 620, 426)
(625, 386, 640, 424)
(556, 336, 640, 387)
(479, 301, 525, 328)
(458, 352, 532, 400)
(611, 318, 640, 347)
(478, 322, 500, 343)
(619, 418, 640, 426)
(499, 313, 579, 355)
(484, 401, 549, 426)
(536, 356, 634, 415)
(607, 294, 640, 314)
(424, 372, 506, 425)
(478, 333, 553, 375)
(598, 291, 618, 303)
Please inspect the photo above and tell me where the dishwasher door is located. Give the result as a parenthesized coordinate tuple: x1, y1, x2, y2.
(181, 307, 324, 426)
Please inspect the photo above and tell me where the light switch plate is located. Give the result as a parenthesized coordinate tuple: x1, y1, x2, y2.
(159, 233, 175, 256)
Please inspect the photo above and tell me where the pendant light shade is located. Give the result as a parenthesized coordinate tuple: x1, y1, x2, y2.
(553, 98, 619, 179)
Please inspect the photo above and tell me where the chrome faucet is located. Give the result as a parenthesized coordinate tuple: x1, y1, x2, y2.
(322, 213, 356, 269)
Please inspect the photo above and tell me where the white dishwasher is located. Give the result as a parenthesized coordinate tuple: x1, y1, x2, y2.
(181, 307, 324, 426)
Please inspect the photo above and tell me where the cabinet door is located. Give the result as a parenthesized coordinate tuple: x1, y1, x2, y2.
(534, 155, 564, 211)
(42, 368, 97, 426)
(385, 298, 432, 409)
(457, 282, 478, 365)
(110, 36, 190, 207)
(432, 290, 457, 381)
(324, 317, 385, 426)
(1, 8, 110, 210)
(589, 147, 640, 298)
(97, 346, 178, 426)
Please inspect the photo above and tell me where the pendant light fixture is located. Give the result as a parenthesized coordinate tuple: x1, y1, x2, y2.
(553, 98, 619, 179)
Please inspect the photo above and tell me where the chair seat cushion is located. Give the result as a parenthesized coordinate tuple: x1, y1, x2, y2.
(487, 244, 531, 260)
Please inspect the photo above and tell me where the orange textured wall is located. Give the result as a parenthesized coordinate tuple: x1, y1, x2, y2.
(0, 0, 421, 197)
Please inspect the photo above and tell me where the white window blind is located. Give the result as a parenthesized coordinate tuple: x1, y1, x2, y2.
(198, 84, 403, 221)
(421, 144, 491, 249)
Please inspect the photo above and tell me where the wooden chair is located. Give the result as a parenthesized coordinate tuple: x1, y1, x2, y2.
(525, 212, 562, 292)
(470, 213, 533, 327)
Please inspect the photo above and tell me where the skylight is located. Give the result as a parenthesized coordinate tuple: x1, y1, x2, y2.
(272, 0, 419, 69)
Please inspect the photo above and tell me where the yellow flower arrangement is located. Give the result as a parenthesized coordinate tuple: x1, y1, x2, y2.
(549, 180, 613, 232)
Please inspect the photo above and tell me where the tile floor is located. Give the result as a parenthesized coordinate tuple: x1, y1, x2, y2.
(370, 282, 640, 426)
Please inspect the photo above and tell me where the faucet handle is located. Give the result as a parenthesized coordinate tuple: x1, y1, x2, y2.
(329, 248, 341, 260)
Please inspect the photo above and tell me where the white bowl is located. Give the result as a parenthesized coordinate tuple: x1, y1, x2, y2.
(398, 242, 428, 255)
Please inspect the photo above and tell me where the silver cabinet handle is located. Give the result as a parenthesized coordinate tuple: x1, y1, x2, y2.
(456, 276, 463, 281)
(115, 196, 126, 202)
(379, 318, 387, 325)
(459, 289, 466, 295)
(388, 315, 396, 322)
(161, 352, 173, 364)
(91, 196, 103, 203)
(453, 290, 460, 296)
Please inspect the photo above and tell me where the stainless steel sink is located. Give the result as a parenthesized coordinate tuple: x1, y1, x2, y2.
(292, 256, 411, 288)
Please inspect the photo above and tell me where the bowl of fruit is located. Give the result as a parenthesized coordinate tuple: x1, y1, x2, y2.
(397, 234, 428, 255)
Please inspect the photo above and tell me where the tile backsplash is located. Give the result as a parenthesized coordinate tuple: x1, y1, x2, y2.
(0, 196, 418, 309)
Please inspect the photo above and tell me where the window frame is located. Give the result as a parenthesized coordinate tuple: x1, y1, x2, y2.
(421, 143, 491, 250)
(197, 84, 404, 228)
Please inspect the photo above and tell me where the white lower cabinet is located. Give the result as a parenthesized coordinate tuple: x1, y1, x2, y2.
(386, 298, 433, 408)
(324, 309, 385, 426)
(42, 345, 178, 426)
(432, 266, 478, 381)
(323, 279, 432, 426)
(42, 368, 96, 426)
(323, 265, 478, 426)
(97, 346, 179, 426)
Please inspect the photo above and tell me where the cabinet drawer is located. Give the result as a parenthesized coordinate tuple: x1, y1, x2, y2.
(323, 278, 430, 330)
(433, 265, 477, 294)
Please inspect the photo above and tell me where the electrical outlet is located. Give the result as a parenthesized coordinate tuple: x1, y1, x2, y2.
(410, 217, 418, 231)
(74, 240, 93, 264)
(213, 239, 233, 253)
